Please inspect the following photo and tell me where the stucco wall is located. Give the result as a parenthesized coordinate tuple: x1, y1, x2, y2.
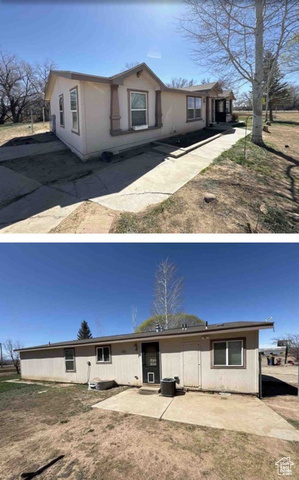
(50, 76, 86, 158)
(21, 342, 142, 385)
(51, 70, 207, 160)
(21, 330, 259, 394)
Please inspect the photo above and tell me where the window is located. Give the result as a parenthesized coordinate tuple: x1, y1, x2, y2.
(226, 100, 231, 114)
(70, 87, 79, 133)
(187, 96, 202, 121)
(65, 348, 75, 372)
(59, 94, 64, 127)
(213, 340, 243, 367)
(130, 91, 147, 127)
(96, 346, 111, 363)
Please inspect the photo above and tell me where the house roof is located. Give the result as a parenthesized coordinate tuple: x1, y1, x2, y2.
(17, 321, 274, 352)
(184, 82, 219, 92)
(45, 63, 233, 100)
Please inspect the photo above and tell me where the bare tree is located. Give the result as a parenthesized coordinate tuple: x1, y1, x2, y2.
(35, 59, 57, 121)
(152, 259, 184, 330)
(124, 61, 140, 69)
(285, 334, 299, 361)
(166, 77, 197, 88)
(0, 52, 39, 123)
(180, 0, 299, 145)
(4, 339, 22, 374)
(131, 305, 138, 332)
(281, 32, 299, 74)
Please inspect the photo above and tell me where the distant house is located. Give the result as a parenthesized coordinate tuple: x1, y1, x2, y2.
(17, 320, 273, 395)
(45, 63, 235, 161)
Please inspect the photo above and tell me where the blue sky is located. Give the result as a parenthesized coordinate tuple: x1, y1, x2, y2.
(0, 243, 298, 349)
(0, 1, 229, 85)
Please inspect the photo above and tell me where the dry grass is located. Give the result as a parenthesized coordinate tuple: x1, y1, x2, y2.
(0, 121, 50, 146)
(113, 112, 299, 233)
(0, 379, 299, 480)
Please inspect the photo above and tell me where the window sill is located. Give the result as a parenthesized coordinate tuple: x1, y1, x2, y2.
(71, 129, 80, 136)
(212, 365, 245, 369)
(110, 125, 162, 137)
(96, 361, 112, 364)
(186, 118, 203, 123)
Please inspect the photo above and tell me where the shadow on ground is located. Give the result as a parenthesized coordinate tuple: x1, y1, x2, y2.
(262, 375, 298, 397)
(1, 132, 57, 148)
(21, 455, 65, 479)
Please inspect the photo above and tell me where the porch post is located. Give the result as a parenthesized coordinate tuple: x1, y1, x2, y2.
(206, 96, 209, 127)
(155, 90, 162, 127)
(110, 84, 121, 135)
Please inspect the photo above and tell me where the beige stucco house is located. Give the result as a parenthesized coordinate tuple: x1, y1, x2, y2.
(18, 320, 273, 395)
(45, 63, 235, 161)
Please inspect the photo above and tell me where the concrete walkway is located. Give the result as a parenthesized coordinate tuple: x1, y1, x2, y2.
(94, 128, 248, 213)
(0, 127, 248, 232)
(0, 140, 66, 162)
(92, 389, 299, 442)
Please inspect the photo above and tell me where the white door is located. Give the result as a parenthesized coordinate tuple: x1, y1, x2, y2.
(183, 343, 201, 387)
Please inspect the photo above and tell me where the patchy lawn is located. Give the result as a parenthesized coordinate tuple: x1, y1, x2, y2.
(0, 121, 50, 147)
(0, 378, 298, 480)
(112, 114, 299, 233)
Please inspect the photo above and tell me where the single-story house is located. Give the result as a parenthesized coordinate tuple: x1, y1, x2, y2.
(45, 63, 235, 161)
(18, 320, 273, 395)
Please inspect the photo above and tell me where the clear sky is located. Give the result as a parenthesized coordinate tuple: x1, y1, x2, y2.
(0, 243, 298, 349)
(0, 0, 223, 85)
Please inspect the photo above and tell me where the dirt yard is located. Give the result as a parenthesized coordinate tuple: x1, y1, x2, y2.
(113, 112, 299, 233)
(0, 377, 298, 480)
(0, 122, 50, 147)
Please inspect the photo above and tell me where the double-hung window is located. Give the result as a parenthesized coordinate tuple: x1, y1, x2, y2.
(213, 340, 243, 367)
(96, 346, 111, 363)
(187, 96, 202, 121)
(59, 94, 64, 127)
(65, 348, 75, 372)
(130, 91, 147, 127)
(70, 87, 79, 133)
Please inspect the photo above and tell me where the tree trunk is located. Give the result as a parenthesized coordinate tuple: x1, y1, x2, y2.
(251, 0, 264, 145)
(269, 101, 274, 122)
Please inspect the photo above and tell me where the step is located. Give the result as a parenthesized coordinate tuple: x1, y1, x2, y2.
(139, 385, 161, 395)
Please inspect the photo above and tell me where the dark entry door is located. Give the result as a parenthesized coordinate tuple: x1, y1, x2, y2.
(215, 100, 226, 122)
(142, 342, 160, 384)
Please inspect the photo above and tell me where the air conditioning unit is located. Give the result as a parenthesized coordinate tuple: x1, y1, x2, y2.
(133, 125, 148, 131)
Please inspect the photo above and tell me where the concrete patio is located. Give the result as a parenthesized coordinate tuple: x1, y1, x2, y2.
(92, 388, 299, 442)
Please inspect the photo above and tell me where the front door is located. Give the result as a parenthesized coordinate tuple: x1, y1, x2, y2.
(142, 342, 160, 384)
(215, 100, 226, 123)
(183, 343, 201, 387)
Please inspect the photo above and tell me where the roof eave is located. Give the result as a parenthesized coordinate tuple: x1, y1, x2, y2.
(16, 322, 274, 353)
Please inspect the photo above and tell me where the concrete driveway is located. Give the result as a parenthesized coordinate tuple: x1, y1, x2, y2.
(92, 389, 299, 442)
(0, 127, 248, 233)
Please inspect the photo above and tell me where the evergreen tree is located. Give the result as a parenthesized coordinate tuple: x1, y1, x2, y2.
(263, 51, 289, 122)
(77, 320, 93, 340)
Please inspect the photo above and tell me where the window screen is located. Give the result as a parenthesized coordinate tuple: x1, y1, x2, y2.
(65, 348, 75, 372)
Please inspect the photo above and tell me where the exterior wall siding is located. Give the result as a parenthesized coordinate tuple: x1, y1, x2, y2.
(50, 76, 86, 159)
(20, 330, 259, 394)
(51, 71, 208, 160)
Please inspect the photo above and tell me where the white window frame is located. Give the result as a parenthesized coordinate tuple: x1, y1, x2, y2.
(187, 96, 202, 121)
(96, 345, 111, 364)
(70, 87, 79, 134)
(64, 348, 76, 372)
(212, 339, 244, 367)
(130, 91, 148, 128)
(59, 94, 64, 127)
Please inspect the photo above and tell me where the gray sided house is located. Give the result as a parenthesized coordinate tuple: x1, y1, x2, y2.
(18, 321, 274, 395)
(45, 63, 235, 161)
